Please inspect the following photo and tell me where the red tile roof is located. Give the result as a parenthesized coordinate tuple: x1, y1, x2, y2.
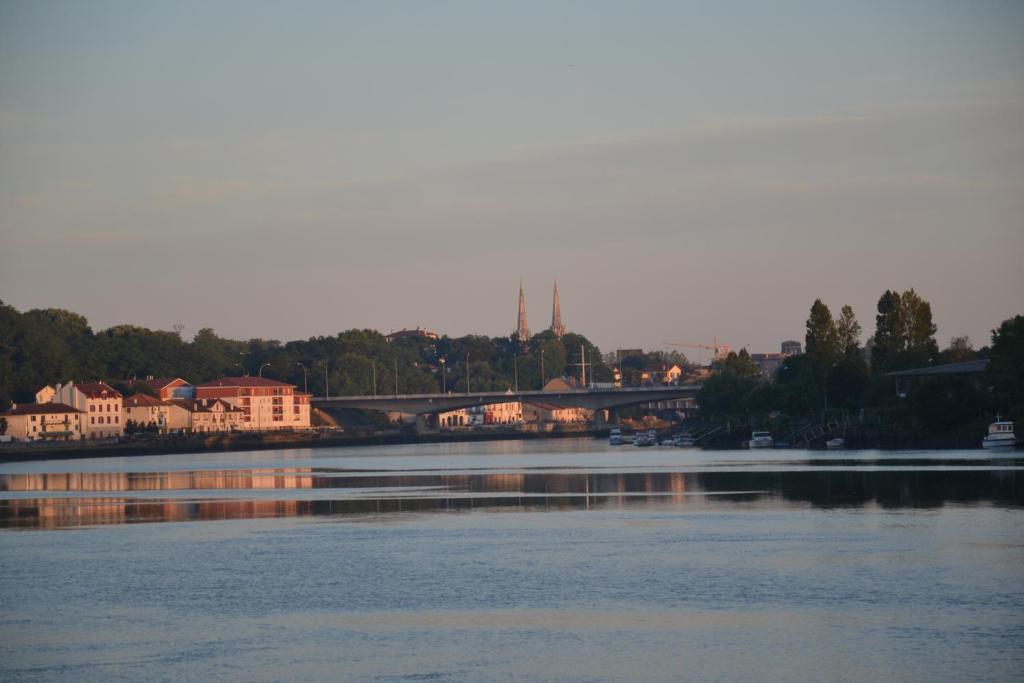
(196, 377, 294, 388)
(75, 382, 122, 399)
(137, 377, 190, 391)
(2, 403, 84, 416)
(123, 394, 169, 408)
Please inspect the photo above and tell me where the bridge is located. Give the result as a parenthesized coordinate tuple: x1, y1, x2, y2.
(312, 385, 700, 424)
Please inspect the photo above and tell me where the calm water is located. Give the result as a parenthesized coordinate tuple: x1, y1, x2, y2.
(1, 439, 1022, 682)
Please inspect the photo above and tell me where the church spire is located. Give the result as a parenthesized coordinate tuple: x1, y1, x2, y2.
(550, 278, 565, 337)
(516, 281, 530, 343)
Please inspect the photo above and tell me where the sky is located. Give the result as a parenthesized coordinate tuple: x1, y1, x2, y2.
(1, 0, 1022, 355)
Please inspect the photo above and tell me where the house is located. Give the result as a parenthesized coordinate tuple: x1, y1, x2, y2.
(194, 377, 311, 431)
(134, 377, 194, 400)
(122, 394, 174, 433)
(0, 403, 84, 442)
(437, 401, 522, 429)
(167, 398, 245, 433)
(523, 401, 593, 424)
(41, 382, 124, 439)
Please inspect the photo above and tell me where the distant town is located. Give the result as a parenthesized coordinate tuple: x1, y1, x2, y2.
(0, 284, 1020, 451)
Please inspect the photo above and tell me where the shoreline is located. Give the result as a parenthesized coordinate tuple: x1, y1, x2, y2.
(0, 427, 604, 463)
(0, 427, 1011, 463)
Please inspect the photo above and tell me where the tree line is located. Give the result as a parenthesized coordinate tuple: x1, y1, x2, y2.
(696, 289, 1023, 443)
(0, 300, 637, 407)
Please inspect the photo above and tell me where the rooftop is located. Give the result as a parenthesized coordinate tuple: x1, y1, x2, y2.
(3, 403, 84, 416)
(196, 377, 293, 389)
(886, 359, 990, 378)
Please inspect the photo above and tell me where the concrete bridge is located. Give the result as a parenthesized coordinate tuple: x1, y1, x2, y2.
(312, 385, 700, 418)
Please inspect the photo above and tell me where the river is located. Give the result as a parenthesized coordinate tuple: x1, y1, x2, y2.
(1, 439, 1022, 681)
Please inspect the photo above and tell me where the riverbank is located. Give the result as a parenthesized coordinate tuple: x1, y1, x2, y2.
(0, 426, 604, 463)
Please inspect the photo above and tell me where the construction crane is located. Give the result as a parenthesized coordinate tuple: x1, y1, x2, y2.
(663, 338, 733, 366)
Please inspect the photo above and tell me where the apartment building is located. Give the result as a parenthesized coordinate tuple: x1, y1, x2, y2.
(194, 377, 311, 431)
(41, 382, 124, 439)
(0, 403, 84, 442)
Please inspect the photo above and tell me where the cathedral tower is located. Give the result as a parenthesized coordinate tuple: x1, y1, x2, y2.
(515, 281, 530, 343)
(550, 279, 566, 337)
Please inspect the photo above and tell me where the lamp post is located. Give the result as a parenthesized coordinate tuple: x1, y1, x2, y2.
(540, 348, 545, 389)
(514, 355, 519, 393)
(440, 357, 446, 393)
(323, 360, 330, 399)
(258, 363, 271, 378)
(296, 362, 307, 394)
(394, 359, 399, 396)
(465, 353, 470, 394)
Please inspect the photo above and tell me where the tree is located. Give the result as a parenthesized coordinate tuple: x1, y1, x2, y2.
(0, 417, 7, 436)
(834, 305, 862, 357)
(871, 289, 938, 372)
(871, 290, 903, 372)
(988, 315, 1024, 413)
(805, 299, 838, 363)
(899, 289, 939, 368)
(942, 336, 976, 363)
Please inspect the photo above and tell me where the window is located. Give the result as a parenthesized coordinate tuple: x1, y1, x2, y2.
(114, 416, 118, 424)
(31, 415, 37, 422)
(90, 405, 96, 412)
(106, 416, 111, 424)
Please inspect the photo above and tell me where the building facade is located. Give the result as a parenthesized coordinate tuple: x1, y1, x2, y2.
(123, 394, 173, 433)
(42, 382, 124, 439)
(194, 377, 311, 431)
(0, 403, 84, 442)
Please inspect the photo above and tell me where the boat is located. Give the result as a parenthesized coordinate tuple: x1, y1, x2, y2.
(748, 431, 774, 449)
(634, 430, 657, 447)
(982, 420, 1017, 450)
(825, 438, 844, 450)
(609, 428, 624, 446)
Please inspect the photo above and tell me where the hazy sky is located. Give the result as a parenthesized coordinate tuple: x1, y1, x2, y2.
(1, 1, 1022, 355)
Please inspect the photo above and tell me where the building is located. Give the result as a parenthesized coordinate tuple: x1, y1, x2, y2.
(550, 279, 566, 338)
(523, 401, 593, 424)
(168, 398, 245, 433)
(134, 377, 194, 400)
(385, 328, 439, 343)
(751, 353, 786, 380)
(194, 377, 311, 431)
(42, 382, 124, 439)
(122, 394, 174, 433)
(0, 403, 84, 442)
(515, 282, 530, 343)
(781, 340, 802, 356)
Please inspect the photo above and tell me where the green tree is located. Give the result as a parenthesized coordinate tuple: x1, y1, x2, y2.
(805, 299, 838, 363)
(834, 305, 862, 357)
(871, 289, 938, 372)
(988, 315, 1024, 417)
(871, 290, 903, 372)
(942, 336, 976, 363)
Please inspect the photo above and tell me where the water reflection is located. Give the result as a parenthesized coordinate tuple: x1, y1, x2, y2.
(1, 465, 1020, 529)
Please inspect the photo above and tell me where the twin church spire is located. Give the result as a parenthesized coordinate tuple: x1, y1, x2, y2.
(515, 280, 565, 343)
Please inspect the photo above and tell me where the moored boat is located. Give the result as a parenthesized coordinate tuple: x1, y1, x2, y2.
(825, 438, 844, 450)
(748, 431, 774, 449)
(982, 421, 1017, 450)
(609, 428, 624, 446)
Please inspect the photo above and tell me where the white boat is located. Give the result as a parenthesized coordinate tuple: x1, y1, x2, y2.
(609, 428, 624, 446)
(748, 431, 774, 449)
(825, 438, 844, 450)
(982, 421, 1017, 450)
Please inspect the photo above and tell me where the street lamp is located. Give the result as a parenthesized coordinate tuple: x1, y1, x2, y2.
(440, 357, 446, 393)
(296, 362, 308, 394)
(465, 352, 470, 394)
(514, 355, 519, 393)
(258, 363, 271, 378)
(540, 348, 545, 389)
